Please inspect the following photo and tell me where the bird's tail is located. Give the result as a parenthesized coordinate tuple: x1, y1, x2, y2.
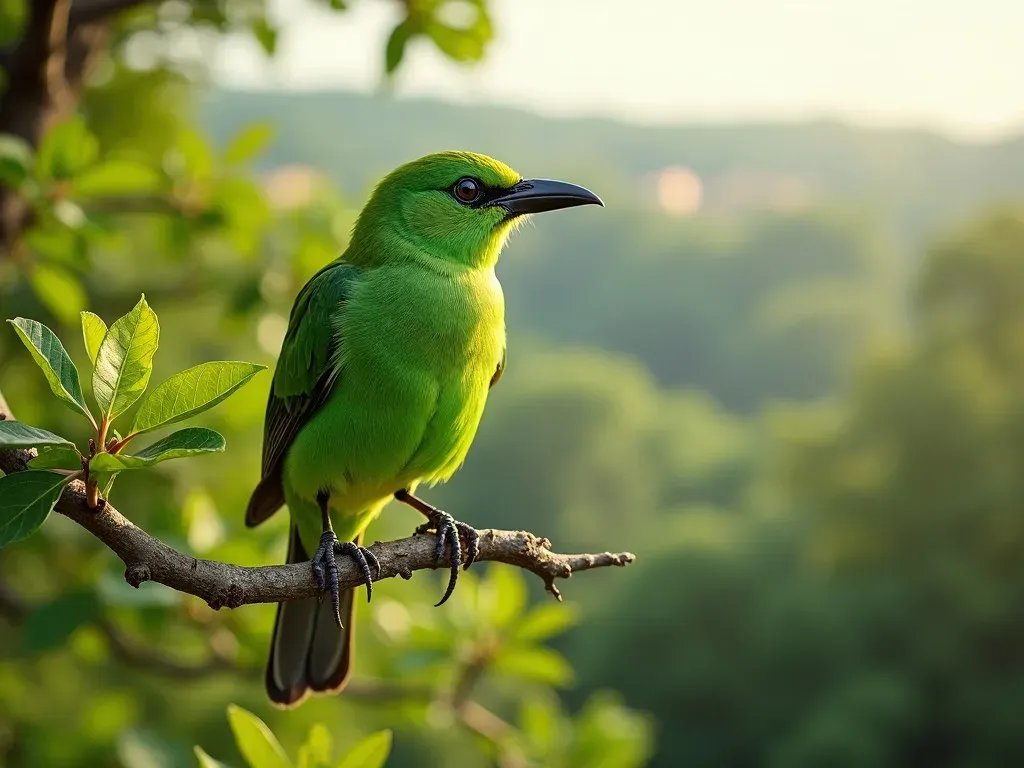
(265, 525, 356, 707)
(246, 473, 285, 528)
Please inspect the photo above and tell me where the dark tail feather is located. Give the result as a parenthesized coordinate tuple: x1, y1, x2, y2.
(265, 527, 357, 707)
(246, 474, 285, 528)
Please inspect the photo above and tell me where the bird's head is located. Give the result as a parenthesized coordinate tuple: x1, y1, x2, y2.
(349, 151, 603, 270)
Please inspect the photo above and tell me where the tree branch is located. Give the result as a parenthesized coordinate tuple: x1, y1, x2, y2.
(0, 0, 123, 255)
(0, 0, 160, 71)
(0, 396, 634, 612)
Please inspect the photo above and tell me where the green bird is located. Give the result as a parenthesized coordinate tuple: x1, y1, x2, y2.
(245, 151, 602, 707)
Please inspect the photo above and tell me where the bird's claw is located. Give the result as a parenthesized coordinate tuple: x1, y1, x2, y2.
(311, 531, 380, 627)
(415, 511, 479, 606)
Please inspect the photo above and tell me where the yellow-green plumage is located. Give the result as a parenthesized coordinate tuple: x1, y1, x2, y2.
(285, 250, 507, 546)
(245, 151, 601, 707)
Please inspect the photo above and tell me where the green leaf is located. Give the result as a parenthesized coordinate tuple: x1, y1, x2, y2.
(118, 729, 180, 768)
(194, 746, 232, 768)
(334, 730, 392, 768)
(482, 564, 527, 628)
(36, 115, 99, 180)
(8, 318, 93, 423)
(101, 470, 119, 498)
(174, 129, 214, 181)
(81, 311, 107, 365)
(24, 222, 87, 267)
(0, 420, 73, 449)
(425, 9, 490, 63)
(297, 724, 333, 768)
(514, 603, 580, 643)
(92, 294, 160, 421)
(492, 646, 575, 687)
(20, 588, 100, 654)
(130, 361, 265, 436)
(0, 133, 33, 190)
(0, 470, 67, 548)
(251, 17, 278, 55)
(30, 262, 87, 326)
(71, 159, 162, 198)
(226, 704, 292, 768)
(385, 20, 417, 74)
(53, 199, 86, 229)
(0, 0, 27, 47)
(209, 177, 270, 257)
(28, 445, 81, 470)
(91, 427, 225, 472)
(224, 123, 275, 165)
(520, 691, 566, 756)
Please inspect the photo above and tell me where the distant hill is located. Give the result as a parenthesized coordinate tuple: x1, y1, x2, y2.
(200, 89, 1024, 247)
(197, 89, 931, 411)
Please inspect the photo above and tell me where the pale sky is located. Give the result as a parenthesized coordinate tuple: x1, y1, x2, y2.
(211, 0, 1024, 141)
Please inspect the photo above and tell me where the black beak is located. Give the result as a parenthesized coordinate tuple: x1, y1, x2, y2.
(486, 178, 604, 216)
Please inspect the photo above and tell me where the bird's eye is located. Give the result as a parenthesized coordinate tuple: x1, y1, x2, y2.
(453, 177, 482, 204)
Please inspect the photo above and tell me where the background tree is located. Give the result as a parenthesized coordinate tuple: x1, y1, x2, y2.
(0, 2, 646, 766)
(4, 1, 1024, 767)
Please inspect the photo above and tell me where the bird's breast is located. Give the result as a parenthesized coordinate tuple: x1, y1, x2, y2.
(283, 265, 506, 508)
(341, 264, 506, 380)
(329, 264, 505, 484)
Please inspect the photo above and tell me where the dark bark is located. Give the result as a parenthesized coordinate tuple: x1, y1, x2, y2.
(0, 0, 157, 256)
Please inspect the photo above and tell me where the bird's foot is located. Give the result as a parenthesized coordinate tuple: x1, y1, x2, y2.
(415, 510, 480, 607)
(311, 531, 381, 627)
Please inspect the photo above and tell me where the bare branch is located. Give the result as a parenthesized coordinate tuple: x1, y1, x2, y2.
(0, 0, 122, 254)
(44, 0, 73, 115)
(0, 396, 635, 612)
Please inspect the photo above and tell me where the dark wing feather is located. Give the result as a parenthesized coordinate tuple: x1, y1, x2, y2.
(245, 261, 359, 527)
(490, 345, 506, 389)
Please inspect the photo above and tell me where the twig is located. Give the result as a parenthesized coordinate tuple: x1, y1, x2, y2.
(44, 0, 73, 115)
(0, 392, 634, 611)
(450, 649, 531, 768)
(460, 701, 530, 768)
(451, 651, 490, 711)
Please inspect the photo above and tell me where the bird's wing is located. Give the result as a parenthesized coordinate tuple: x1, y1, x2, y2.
(246, 261, 359, 527)
(490, 345, 506, 389)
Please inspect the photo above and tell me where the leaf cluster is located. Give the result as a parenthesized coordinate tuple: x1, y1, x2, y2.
(195, 705, 392, 768)
(0, 295, 265, 548)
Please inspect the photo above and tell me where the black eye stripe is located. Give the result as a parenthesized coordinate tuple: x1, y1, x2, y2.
(435, 177, 524, 209)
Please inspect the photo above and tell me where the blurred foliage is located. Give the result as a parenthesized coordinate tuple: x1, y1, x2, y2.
(2, 0, 1024, 767)
(0, 0, 650, 766)
(195, 704, 392, 768)
(566, 211, 1024, 766)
